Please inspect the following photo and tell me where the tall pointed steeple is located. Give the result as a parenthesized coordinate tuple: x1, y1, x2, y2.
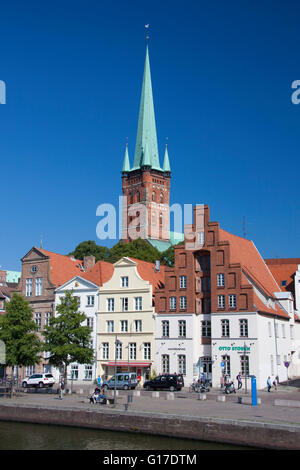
(122, 144, 130, 172)
(163, 144, 171, 173)
(132, 44, 162, 171)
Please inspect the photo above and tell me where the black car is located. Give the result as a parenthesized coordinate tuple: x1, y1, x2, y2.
(143, 374, 184, 392)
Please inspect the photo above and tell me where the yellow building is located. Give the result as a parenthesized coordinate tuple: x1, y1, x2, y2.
(97, 257, 164, 385)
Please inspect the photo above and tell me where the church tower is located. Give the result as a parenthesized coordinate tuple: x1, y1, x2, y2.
(121, 44, 171, 245)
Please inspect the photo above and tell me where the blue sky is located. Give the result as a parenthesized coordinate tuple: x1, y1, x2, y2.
(1, 0, 300, 271)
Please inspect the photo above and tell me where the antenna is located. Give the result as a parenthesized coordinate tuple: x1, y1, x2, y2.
(242, 217, 246, 238)
(145, 24, 150, 42)
(40, 235, 43, 249)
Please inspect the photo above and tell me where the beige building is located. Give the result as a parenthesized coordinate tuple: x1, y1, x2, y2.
(97, 257, 164, 384)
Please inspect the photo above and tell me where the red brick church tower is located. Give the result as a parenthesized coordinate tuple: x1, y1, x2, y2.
(121, 44, 172, 247)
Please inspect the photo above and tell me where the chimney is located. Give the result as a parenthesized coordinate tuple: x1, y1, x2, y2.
(83, 256, 96, 272)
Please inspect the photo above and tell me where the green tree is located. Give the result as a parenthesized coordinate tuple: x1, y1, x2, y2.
(69, 240, 110, 262)
(109, 238, 161, 264)
(160, 241, 185, 267)
(43, 290, 94, 389)
(0, 293, 42, 380)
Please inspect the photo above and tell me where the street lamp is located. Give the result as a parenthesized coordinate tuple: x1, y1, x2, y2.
(113, 335, 122, 408)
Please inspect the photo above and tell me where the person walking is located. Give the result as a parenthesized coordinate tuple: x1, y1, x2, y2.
(236, 372, 242, 390)
(272, 377, 278, 391)
(267, 376, 272, 392)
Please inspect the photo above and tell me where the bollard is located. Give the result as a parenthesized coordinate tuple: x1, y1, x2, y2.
(217, 395, 226, 402)
(198, 393, 206, 401)
(165, 392, 175, 401)
(152, 391, 160, 398)
(128, 394, 133, 404)
(133, 390, 140, 397)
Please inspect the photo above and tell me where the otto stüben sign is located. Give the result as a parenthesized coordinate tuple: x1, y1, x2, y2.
(218, 346, 251, 352)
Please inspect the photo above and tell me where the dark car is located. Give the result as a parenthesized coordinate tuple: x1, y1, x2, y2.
(143, 374, 184, 392)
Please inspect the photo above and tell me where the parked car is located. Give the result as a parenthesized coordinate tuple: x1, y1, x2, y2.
(103, 373, 138, 390)
(22, 373, 55, 389)
(143, 374, 184, 392)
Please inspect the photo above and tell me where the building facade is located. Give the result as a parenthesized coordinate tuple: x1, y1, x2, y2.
(97, 257, 164, 384)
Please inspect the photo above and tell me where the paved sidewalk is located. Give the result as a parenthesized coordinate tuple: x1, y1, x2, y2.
(2, 385, 300, 429)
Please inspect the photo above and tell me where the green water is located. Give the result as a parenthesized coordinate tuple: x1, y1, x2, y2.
(0, 421, 249, 450)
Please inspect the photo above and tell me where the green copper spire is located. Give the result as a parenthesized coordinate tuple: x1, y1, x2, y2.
(132, 45, 162, 171)
(141, 141, 151, 167)
(122, 144, 130, 172)
(163, 145, 171, 172)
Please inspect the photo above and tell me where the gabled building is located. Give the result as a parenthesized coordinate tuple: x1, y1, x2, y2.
(97, 256, 165, 384)
(154, 204, 300, 389)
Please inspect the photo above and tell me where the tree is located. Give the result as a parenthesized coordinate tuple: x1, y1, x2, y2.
(0, 293, 42, 380)
(43, 290, 94, 389)
(109, 238, 161, 264)
(160, 241, 185, 267)
(69, 240, 110, 262)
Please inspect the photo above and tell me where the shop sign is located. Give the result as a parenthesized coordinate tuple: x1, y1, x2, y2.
(218, 346, 251, 351)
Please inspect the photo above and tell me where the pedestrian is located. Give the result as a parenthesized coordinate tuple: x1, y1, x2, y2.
(59, 377, 65, 400)
(267, 376, 272, 392)
(272, 377, 277, 391)
(97, 375, 101, 389)
(236, 372, 242, 390)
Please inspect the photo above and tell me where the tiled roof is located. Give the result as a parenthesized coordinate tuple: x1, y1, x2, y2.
(39, 249, 85, 287)
(129, 257, 165, 290)
(253, 293, 290, 320)
(218, 229, 281, 297)
(265, 258, 300, 292)
(82, 260, 114, 286)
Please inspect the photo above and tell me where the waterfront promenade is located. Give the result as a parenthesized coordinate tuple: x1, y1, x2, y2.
(1, 383, 300, 449)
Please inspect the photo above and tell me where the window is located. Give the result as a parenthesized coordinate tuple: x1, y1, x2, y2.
(162, 355, 169, 374)
(281, 280, 287, 287)
(162, 320, 169, 337)
(102, 343, 109, 360)
(26, 278, 32, 297)
(180, 296, 187, 310)
(222, 355, 230, 376)
(160, 193, 164, 204)
(35, 278, 43, 296)
(178, 355, 186, 375)
(239, 319, 248, 337)
(217, 273, 225, 287)
(44, 312, 52, 326)
(107, 298, 114, 312)
(70, 364, 79, 380)
(221, 319, 230, 337)
(275, 323, 279, 338)
(178, 320, 186, 337)
(144, 343, 151, 360)
(87, 295, 95, 306)
(84, 365, 93, 380)
(106, 320, 114, 333)
(121, 297, 128, 311)
(229, 294, 236, 309)
(135, 297, 142, 311)
(121, 276, 129, 288)
(201, 320, 211, 337)
(241, 355, 249, 376)
(276, 355, 281, 366)
(282, 324, 286, 338)
(87, 317, 94, 331)
(120, 320, 128, 333)
(290, 325, 295, 340)
(198, 232, 205, 245)
(180, 275, 187, 289)
(218, 295, 225, 309)
(268, 322, 272, 337)
(34, 313, 42, 331)
(129, 343, 136, 360)
(116, 342, 122, 360)
(134, 320, 142, 332)
(170, 296, 177, 310)
(31, 265, 37, 273)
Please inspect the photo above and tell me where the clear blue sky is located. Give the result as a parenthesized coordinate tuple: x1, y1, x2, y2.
(1, 0, 300, 271)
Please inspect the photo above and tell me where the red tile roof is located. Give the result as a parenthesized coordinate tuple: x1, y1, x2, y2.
(128, 257, 165, 290)
(218, 229, 281, 297)
(265, 258, 300, 293)
(253, 293, 290, 320)
(82, 260, 114, 286)
(39, 249, 85, 287)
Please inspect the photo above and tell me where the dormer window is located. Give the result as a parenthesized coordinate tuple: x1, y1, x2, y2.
(281, 280, 287, 287)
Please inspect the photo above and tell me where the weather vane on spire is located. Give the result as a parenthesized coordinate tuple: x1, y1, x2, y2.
(145, 24, 150, 42)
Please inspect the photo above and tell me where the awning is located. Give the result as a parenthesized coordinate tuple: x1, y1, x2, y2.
(106, 362, 151, 368)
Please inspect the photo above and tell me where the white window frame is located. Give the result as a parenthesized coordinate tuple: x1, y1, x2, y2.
(135, 297, 142, 311)
(35, 277, 43, 296)
(106, 320, 114, 333)
(121, 276, 129, 288)
(218, 295, 225, 309)
(179, 275, 187, 289)
(170, 296, 177, 310)
(217, 273, 225, 287)
(107, 298, 114, 312)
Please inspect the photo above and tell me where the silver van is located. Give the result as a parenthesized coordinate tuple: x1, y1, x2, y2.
(103, 373, 138, 390)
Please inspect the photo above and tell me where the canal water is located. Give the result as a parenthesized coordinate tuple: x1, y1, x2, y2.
(0, 421, 249, 450)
